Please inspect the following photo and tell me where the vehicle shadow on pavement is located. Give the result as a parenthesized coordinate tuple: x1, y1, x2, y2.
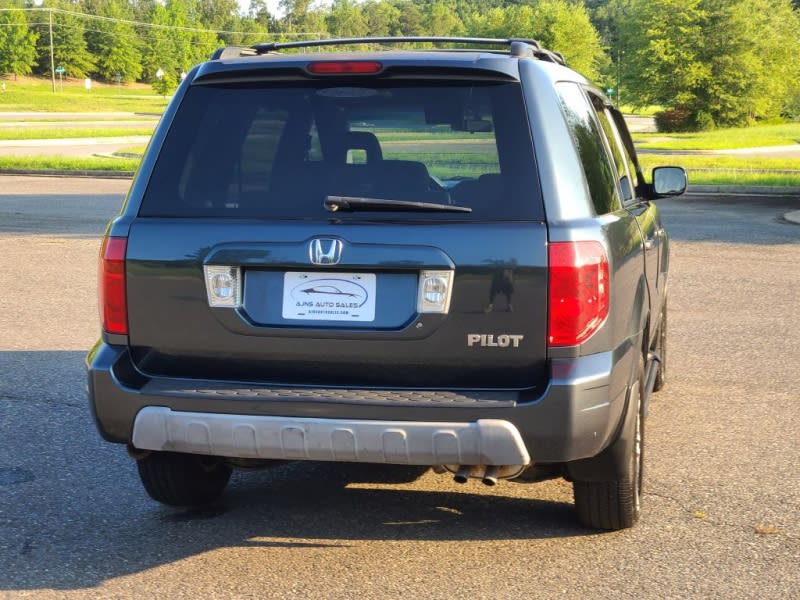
(0, 397, 593, 592)
(0, 333, 599, 593)
(220, 461, 587, 544)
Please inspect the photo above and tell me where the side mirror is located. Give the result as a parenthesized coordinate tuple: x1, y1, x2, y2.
(652, 166, 688, 197)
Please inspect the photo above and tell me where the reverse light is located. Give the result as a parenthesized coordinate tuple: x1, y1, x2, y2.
(307, 61, 383, 75)
(417, 270, 454, 314)
(548, 241, 609, 347)
(99, 236, 128, 335)
(204, 266, 241, 308)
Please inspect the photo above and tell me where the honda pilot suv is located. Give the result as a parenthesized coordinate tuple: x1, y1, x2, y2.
(87, 37, 686, 530)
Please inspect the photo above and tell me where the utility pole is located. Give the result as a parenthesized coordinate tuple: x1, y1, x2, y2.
(48, 9, 56, 93)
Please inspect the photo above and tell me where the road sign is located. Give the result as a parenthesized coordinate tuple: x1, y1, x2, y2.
(55, 66, 65, 75)
(606, 87, 616, 97)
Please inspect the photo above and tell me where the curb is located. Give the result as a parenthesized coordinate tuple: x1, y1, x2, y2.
(784, 210, 800, 225)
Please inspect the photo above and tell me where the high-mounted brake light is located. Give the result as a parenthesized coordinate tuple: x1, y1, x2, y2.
(307, 61, 383, 75)
(99, 236, 128, 335)
(548, 241, 609, 347)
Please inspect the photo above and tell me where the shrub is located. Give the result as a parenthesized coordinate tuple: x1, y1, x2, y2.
(654, 108, 716, 132)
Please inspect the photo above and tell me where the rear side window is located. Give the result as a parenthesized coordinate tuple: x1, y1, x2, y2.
(555, 82, 621, 215)
(140, 80, 542, 221)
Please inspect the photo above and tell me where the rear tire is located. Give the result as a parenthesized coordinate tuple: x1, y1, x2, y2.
(573, 366, 644, 530)
(137, 451, 232, 507)
(653, 298, 667, 392)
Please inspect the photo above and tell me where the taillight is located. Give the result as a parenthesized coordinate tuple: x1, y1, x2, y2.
(548, 241, 609, 347)
(99, 236, 128, 335)
(307, 61, 383, 75)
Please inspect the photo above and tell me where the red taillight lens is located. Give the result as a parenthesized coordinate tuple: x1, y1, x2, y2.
(99, 236, 128, 335)
(548, 241, 609, 347)
(307, 61, 383, 75)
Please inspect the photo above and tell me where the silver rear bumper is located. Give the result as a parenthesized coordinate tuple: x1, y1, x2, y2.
(132, 406, 531, 467)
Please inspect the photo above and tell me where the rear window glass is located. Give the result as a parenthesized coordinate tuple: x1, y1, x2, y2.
(140, 80, 542, 220)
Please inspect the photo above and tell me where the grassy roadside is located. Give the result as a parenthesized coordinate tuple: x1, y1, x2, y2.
(0, 76, 166, 113)
(633, 122, 800, 150)
(0, 155, 138, 173)
(640, 155, 800, 186)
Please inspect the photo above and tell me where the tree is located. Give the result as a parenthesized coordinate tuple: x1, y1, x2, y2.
(0, 7, 39, 78)
(362, 0, 400, 36)
(34, 3, 96, 79)
(141, 2, 177, 85)
(280, 0, 328, 37)
(465, 1, 606, 79)
(327, 0, 368, 38)
(396, 1, 425, 35)
(249, 0, 277, 32)
(425, 1, 464, 36)
(621, 0, 800, 129)
(85, 0, 143, 82)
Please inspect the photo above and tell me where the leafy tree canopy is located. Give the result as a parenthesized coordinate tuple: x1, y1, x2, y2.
(621, 0, 800, 128)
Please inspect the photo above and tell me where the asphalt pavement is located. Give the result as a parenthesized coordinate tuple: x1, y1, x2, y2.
(0, 176, 798, 598)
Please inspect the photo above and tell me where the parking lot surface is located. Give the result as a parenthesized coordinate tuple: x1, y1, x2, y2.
(0, 176, 798, 598)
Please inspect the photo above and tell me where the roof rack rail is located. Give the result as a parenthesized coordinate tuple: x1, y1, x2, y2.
(242, 37, 566, 66)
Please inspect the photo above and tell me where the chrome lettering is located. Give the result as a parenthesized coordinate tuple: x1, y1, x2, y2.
(467, 334, 524, 348)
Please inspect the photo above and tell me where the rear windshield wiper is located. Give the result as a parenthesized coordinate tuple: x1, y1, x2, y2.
(324, 195, 472, 213)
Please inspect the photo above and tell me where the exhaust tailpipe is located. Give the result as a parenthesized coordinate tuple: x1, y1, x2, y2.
(482, 466, 499, 486)
(454, 465, 471, 484)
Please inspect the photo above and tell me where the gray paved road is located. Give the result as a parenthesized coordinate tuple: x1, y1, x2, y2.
(0, 176, 798, 598)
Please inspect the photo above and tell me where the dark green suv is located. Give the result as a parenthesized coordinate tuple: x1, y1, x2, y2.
(88, 37, 686, 530)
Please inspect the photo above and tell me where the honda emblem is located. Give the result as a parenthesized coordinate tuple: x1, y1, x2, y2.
(309, 238, 343, 266)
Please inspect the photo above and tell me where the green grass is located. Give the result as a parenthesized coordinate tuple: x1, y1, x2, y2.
(115, 145, 147, 156)
(619, 105, 662, 116)
(640, 154, 800, 186)
(0, 127, 154, 141)
(0, 76, 166, 113)
(633, 122, 800, 150)
(0, 155, 138, 172)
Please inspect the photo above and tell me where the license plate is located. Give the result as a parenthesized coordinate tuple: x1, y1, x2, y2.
(282, 272, 376, 322)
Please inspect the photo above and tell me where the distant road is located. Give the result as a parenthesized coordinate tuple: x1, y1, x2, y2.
(623, 114, 656, 133)
(0, 112, 155, 157)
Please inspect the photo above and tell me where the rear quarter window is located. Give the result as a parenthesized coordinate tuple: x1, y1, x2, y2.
(140, 79, 543, 221)
(555, 82, 621, 215)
